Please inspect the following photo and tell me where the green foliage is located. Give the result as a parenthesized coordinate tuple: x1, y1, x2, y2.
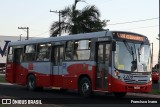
(0, 105, 8, 107)
(0, 75, 6, 83)
(149, 89, 160, 95)
(50, 0, 107, 37)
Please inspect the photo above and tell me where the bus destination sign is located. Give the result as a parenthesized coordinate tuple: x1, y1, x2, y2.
(117, 33, 144, 41)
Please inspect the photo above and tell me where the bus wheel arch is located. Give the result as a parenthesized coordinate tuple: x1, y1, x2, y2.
(78, 74, 92, 97)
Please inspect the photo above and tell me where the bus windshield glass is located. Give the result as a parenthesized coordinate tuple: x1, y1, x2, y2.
(114, 41, 151, 72)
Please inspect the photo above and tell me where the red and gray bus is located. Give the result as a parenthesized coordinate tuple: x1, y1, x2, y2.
(5, 30, 152, 97)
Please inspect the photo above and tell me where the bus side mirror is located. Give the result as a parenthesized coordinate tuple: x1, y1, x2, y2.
(112, 41, 116, 51)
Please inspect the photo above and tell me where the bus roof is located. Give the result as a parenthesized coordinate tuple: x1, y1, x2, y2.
(9, 31, 109, 46)
(9, 30, 148, 46)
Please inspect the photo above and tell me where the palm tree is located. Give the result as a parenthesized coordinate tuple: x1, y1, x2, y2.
(50, 0, 106, 37)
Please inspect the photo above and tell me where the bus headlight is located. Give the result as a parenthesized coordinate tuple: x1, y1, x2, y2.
(114, 70, 119, 77)
(114, 70, 121, 80)
(149, 77, 152, 81)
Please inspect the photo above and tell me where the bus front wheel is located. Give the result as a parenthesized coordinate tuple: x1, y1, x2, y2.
(78, 77, 92, 97)
(153, 80, 158, 83)
(27, 75, 36, 91)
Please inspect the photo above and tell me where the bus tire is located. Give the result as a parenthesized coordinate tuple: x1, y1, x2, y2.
(27, 75, 36, 91)
(36, 87, 43, 91)
(78, 77, 92, 97)
(153, 80, 158, 83)
(60, 89, 67, 93)
(114, 92, 126, 98)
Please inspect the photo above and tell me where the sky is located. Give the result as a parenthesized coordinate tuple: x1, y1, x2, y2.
(0, 0, 159, 66)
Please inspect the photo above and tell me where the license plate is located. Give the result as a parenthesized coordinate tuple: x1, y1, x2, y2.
(134, 86, 140, 89)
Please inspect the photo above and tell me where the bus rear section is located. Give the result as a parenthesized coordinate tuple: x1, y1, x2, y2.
(5, 46, 15, 83)
(5, 43, 52, 88)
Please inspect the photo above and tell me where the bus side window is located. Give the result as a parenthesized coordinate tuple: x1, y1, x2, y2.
(73, 41, 78, 60)
(75, 40, 91, 60)
(24, 45, 36, 62)
(65, 41, 73, 60)
(98, 45, 103, 63)
(36, 43, 51, 61)
(7, 47, 13, 62)
(59, 47, 64, 65)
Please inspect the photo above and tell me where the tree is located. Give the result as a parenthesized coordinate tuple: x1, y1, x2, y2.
(50, 0, 106, 37)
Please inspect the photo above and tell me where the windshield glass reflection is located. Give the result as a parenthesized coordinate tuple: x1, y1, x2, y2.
(114, 41, 151, 72)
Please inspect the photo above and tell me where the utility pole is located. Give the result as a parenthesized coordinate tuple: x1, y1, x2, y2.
(19, 34, 22, 41)
(157, 34, 160, 72)
(18, 27, 29, 40)
(158, 34, 160, 87)
(50, 10, 61, 36)
(151, 42, 153, 68)
(158, 34, 160, 90)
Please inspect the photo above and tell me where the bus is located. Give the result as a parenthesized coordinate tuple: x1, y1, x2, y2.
(5, 30, 152, 97)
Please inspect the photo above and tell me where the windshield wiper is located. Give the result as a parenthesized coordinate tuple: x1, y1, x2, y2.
(132, 44, 137, 71)
(123, 40, 133, 56)
(138, 42, 144, 62)
(123, 41, 137, 71)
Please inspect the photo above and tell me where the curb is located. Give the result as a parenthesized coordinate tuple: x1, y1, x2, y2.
(0, 74, 5, 76)
(127, 92, 160, 98)
(0, 83, 13, 85)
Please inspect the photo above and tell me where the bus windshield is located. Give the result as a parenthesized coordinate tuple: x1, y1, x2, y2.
(114, 41, 151, 72)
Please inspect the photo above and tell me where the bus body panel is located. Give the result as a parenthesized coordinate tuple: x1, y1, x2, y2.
(15, 63, 27, 85)
(6, 61, 97, 90)
(62, 62, 96, 90)
(5, 62, 14, 83)
(21, 62, 51, 87)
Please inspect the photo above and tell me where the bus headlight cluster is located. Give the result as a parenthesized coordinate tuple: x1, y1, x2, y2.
(149, 76, 152, 81)
(114, 70, 119, 77)
(114, 70, 121, 80)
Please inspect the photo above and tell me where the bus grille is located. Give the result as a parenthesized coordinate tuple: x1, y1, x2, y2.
(123, 75, 148, 84)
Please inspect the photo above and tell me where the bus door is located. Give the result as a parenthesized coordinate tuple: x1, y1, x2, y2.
(96, 42, 110, 89)
(13, 48, 23, 83)
(52, 45, 64, 87)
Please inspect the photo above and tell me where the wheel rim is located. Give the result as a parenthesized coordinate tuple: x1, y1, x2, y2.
(82, 82, 90, 93)
(28, 78, 35, 89)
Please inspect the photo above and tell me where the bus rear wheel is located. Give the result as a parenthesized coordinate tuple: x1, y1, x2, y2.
(78, 77, 92, 97)
(27, 75, 36, 91)
(114, 92, 126, 98)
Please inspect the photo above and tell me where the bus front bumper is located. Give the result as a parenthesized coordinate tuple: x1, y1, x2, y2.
(109, 75, 152, 93)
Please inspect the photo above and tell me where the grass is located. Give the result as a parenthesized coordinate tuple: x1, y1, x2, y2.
(0, 105, 8, 107)
(149, 89, 160, 95)
(0, 75, 6, 83)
